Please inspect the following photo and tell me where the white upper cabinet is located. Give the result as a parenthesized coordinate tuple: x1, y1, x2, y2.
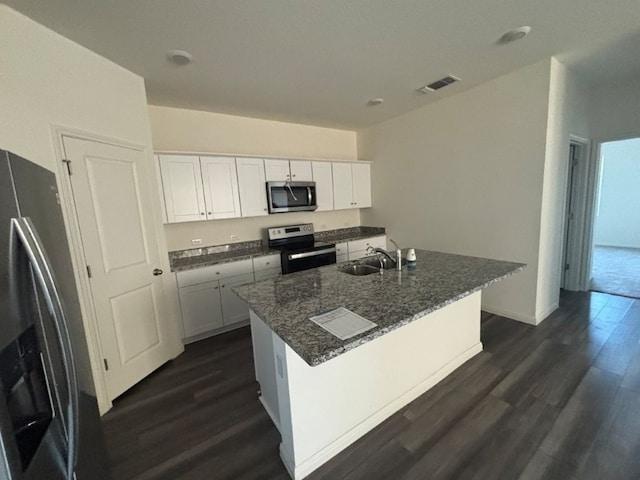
(158, 154, 207, 223)
(200, 156, 241, 219)
(312, 161, 334, 211)
(264, 159, 290, 181)
(332, 162, 372, 210)
(236, 157, 269, 217)
(289, 160, 312, 181)
(159, 154, 243, 223)
(352, 163, 372, 208)
(265, 159, 312, 182)
(157, 153, 371, 219)
(332, 162, 354, 210)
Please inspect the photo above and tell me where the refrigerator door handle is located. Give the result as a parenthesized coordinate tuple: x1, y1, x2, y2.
(10, 217, 79, 480)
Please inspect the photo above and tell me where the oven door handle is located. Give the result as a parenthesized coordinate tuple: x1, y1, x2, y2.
(288, 247, 336, 261)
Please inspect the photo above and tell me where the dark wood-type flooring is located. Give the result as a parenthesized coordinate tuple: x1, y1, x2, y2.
(103, 290, 640, 479)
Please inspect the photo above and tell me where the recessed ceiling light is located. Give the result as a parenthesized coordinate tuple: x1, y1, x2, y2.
(367, 98, 384, 106)
(167, 49, 193, 66)
(498, 26, 532, 45)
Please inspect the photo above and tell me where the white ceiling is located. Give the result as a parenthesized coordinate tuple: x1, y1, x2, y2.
(5, 0, 640, 129)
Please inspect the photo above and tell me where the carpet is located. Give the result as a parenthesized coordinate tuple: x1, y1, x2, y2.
(590, 245, 640, 299)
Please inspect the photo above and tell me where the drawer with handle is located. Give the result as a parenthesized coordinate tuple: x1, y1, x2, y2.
(176, 258, 253, 287)
(252, 254, 281, 272)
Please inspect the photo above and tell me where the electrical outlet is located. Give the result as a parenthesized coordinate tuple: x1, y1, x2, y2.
(230, 234, 239, 241)
(191, 238, 202, 246)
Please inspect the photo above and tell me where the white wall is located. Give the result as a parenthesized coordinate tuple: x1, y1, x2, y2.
(590, 77, 640, 143)
(0, 6, 180, 412)
(0, 6, 152, 171)
(148, 106, 363, 250)
(594, 138, 640, 248)
(535, 59, 591, 317)
(358, 60, 554, 323)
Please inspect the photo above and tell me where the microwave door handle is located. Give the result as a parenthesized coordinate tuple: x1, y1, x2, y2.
(11, 218, 79, 480)
(308, 187, 312, 205)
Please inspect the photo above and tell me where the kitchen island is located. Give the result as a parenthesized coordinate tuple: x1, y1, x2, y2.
(233, 249, 524, 479)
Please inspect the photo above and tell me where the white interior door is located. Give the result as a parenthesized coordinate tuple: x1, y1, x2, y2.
(63, 137, 181, 400)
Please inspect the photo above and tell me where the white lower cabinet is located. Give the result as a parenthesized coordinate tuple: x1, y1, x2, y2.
(177, 259, 253, 342)
(220, 273, 254, 325)
(179, 281, 224, 338)
(253, 254, 282, 281)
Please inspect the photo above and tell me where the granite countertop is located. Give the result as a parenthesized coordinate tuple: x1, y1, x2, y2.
(233, 249, 525, 366)
(170, 245, 280, 272)
(169, 226, 386, 272)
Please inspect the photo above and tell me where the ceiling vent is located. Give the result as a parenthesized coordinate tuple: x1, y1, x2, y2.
(417, 75, 460, 94)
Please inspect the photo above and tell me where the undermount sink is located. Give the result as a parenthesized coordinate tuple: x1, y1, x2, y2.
(338, 264, 380, 276)
(361, 256, 407, 270)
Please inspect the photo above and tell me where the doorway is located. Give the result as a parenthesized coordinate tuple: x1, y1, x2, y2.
(589, 137, 640, 298)
(54, 130, 183, 412)
(561, 136, 592, 292)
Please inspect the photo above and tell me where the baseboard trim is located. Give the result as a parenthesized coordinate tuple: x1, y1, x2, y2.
(535, 302, 559, 325)
(482, 305, 537, 325)
(281, 342, 483, 479)
(482, 303, 559, 326)
(182, 319, 249, 344)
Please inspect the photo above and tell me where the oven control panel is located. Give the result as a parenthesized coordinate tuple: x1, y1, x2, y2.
(268, 223, 314, 240)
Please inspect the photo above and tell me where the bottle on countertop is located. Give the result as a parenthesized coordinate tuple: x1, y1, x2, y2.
(407, 248, 417, 268)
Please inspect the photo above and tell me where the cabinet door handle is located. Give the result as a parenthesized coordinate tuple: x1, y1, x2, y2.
(200, 212, 205, 216)
(208, 211, 212, 215)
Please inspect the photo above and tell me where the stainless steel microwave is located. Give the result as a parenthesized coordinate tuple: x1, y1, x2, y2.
(266, 181, 318, 213)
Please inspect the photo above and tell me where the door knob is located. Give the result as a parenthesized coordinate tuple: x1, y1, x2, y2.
(153, 268, 163, 276)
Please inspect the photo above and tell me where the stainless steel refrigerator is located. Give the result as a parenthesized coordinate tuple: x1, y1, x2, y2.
(0, 151, 110, 479)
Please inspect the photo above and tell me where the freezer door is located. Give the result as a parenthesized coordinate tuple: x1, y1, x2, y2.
(1, 153, 110, 479)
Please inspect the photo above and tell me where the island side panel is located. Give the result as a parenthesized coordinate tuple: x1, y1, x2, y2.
(278, 291, 483, 479)
(250, 311, 281, 429)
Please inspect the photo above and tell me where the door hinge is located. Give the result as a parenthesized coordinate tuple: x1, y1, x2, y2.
(86, 265, 92, 278)
(103, 358, 109, 371)
(564, 263, 570, 271)
(62, 159, 72, 175)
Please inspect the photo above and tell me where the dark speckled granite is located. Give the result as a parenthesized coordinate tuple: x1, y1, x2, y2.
(170, 245, 279, 272)
(169, 226, 387, 272)
(314, 226, 385, 243)
(233, 249, 525, 366)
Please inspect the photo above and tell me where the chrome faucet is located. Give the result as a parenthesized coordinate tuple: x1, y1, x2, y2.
(389, 239, 402, 271)
(366, 245, 395, 263)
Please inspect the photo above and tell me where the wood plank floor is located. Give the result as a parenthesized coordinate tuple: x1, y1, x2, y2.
(102, 290, 640, 479)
